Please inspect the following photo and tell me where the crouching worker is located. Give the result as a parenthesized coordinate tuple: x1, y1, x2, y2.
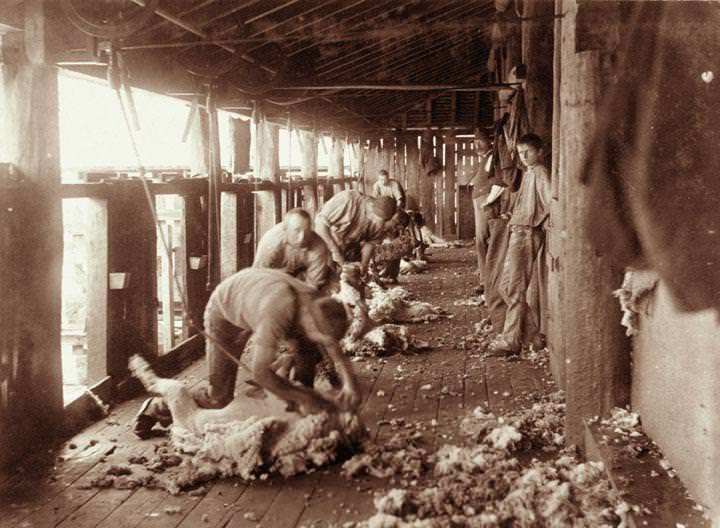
(314, 190, 397, 276)
(134, 268, 361, 438)
(253, 207, 335, 293)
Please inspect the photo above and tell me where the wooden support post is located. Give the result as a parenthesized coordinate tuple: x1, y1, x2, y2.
(220, 192, 238, 280)
(85, 199, 109, 385)
(329, 135, 345, 194)
(237, 189, 255, 268)
(0, 0, 63, 468)
(443, 132, 457, 237)
(349, 140, 362, 191)
(230, 116, 251, 174)
(184, 194, 209, 329)
(522, 0, 554, 145)
(434, 134, 445, 234)
(159, 223, 176, 353)
(298, 129, 318, 215)
(254, 112, 280, 239)
(355, 140, 365, 192)
(205, 90, 222, 290)
(553, 0, 630, 448)
(106, 187, 158, 377)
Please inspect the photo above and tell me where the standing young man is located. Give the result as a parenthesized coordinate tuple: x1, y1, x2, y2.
(490, 133, 550, 354)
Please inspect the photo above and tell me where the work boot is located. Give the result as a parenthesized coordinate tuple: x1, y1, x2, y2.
(133, 396, 173, 439)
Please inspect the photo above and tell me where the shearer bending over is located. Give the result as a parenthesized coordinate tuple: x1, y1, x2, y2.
(134, 268, 361, 438)
(253, 207, 336, 293)
(314, 189, 397, 275)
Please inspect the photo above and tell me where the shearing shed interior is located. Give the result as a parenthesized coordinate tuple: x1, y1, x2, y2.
(1, 1, 719, 526)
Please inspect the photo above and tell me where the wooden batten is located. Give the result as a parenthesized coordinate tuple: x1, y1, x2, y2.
(0, 0, 64, 469)
(442, 133, 457, 237)
(419, 131, 436, 231)
(456, 140, 475, 239)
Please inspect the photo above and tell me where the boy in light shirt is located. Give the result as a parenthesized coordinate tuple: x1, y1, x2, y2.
(490, 133, 550, 354)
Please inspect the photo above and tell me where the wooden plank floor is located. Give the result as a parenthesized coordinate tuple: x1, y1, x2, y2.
(0, 247, 556, 528)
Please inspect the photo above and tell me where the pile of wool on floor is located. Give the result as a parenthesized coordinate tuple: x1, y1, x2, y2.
(343, 392, 631, 528)
(333, 264, 445, 357)
(104, 356, 366, 494)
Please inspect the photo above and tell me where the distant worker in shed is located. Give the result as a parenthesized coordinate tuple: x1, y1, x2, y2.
(314, 189, 397, 275)
(372, 169, 410, 282)
(489, 133, 550, 355)
(134, 268, 361, 438)
(253, 208, 335, 293)
(372, 169, 406, 210)
(467, 129, 494, 290)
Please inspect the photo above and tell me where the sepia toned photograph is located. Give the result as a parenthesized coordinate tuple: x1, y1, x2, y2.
(0, 1, 717, 526)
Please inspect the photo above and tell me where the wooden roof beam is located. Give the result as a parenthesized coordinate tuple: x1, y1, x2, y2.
(270, 82, 515, 91)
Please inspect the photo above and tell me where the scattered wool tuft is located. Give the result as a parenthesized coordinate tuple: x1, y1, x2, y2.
(353, 392, 628, 527)
(613, 269, 659, 336)
(485, 424, 522, 451)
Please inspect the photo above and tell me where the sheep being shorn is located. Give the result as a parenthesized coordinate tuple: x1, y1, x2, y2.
(127, 355, 364, 492)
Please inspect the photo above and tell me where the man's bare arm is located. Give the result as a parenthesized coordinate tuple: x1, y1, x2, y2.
(360, 242, 376, 274)
(252, 334, 336, 415)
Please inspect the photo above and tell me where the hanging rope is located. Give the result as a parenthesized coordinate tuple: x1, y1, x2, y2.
(113, 77, 252, 374)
